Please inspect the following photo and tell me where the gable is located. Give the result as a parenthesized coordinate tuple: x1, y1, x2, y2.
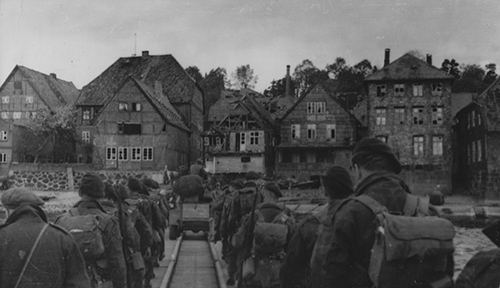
(477, 78, 500, 131)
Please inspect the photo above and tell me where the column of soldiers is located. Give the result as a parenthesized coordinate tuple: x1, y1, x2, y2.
(211, 138, 463, 288)
(0, 173, 169, 288)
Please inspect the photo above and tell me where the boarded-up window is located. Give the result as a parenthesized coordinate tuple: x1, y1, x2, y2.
(413, 107, 425, 125)
(394, 84, 405, 96)
(432, 107, 443, 125)
(376, 85, 386, 97)
(241, 156, 251, 163)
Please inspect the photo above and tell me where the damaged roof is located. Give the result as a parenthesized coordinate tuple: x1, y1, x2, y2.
(365, 53, 454, 81)
(475, 77, 500, 131)
(77, 53, 200, 106)
(1, 65, 80, 109)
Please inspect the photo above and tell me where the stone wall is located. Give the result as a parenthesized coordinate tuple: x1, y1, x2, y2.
(7, 163, 164, 191)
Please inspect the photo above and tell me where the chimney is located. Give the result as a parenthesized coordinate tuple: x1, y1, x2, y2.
(142, 50, 149, 57)
(154, 81, 163, 95)
(426, 54, 432, 65)
(285, 65, 291, 98)
(384, 48, 390, 67)
(50, 73, 57, 78)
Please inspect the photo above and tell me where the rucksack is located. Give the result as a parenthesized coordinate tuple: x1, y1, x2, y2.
(56, 208, 106, 262)
(355, 194, 455, 288)
(238, 187, 259, 218)
(455, 249, 500, 288)
(252, 209, 290, 256)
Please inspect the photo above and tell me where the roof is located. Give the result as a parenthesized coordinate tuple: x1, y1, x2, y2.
(269, 94, 297, 119)
(207, 88, 271, 123)
(77, 54, 200, 106)
(451, 92, 475, 118)
(365, 53, 454, 81)
(474, 76, 500, 131)
(0, 65, 80, 109)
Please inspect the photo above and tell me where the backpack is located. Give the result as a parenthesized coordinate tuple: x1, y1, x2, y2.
(355, 194, 455, 288)
(238, 187, 259, 218)
(249, 208, 291, 287)
(455, 249, 500, 288)
(56, 208, 106, 262)
(252, 209, 290, 257)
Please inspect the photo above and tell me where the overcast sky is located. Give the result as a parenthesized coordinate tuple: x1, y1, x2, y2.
(1, 0, 499, 92)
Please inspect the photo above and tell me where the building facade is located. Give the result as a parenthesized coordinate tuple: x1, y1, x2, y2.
(76, 51, 203, 170)
(276, 79, 361, 180)
(453, 77, 500, 199)
(365, 49, 454, 193)
(91, 77, 190, 170)
(0, 65, 79, 163)
(204, 90, 276, 175)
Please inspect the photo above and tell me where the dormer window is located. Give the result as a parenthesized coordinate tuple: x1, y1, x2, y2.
(82, 107, 93, 120)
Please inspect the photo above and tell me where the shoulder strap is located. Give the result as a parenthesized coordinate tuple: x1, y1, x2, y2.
(354, 195, 388, 216)
(14, 223, 49, 288)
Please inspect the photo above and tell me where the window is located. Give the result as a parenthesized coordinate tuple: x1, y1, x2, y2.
(291, 124, 300, 139)
(394, 84, 405, 96)
(376, 135, 388, 143)
(413, 107, 425, 125)
(375, 108, 387, 125)
(106, 147, 117, 160)
(307, 102, 326, 114)
(413, 84, 423, 96)
(0, 131, 7, 141)
(395, 107, 405, 125)
(413, 136, 424, 156)
(143, 147, 153, 161)
(132, 103, 142, 112)
(1, 96, 9, 104)
(307, 124, 317, 140)
(376, 85, 386, 97)
(118, 147, 129, 161)
(117, 123, 142, 135)
(81, 131, 90, 143)
(25, 96, 33, 104)
(477, 140, 482, 161)
(131, 147, 142, 161)
(241, 156, 251, 163)
(0, 112, 8, 119)
(240, 132, 246, 145)
(432, 83, 443, 96)
(432, 107, 443, 125)
(477, 110, 482, 126)
(249, 131, 260, 145)
(472, 141, 476, 162)
(12, 112, 21, 119)
(432, 136, 443, 156)
(327, 124, 336, 140)
(118, 102, 128, 111)
(29, 112, 37, 119)
(82, 107, 92, 120)
(0, 153, 6, 163)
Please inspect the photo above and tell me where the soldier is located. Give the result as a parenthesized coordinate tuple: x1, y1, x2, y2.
(219, 179, 245, 286)
(281, 166, 353, 288)
(313, 138, 453, 288)
(232, 182, 295, 288)
(56, 173, 127, 288)
(128, 177, 160, 288)
(0, 187, 90, 288)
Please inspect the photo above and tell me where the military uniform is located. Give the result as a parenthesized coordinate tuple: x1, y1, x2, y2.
(61, 200, 127, 288)
(0, 204, 90, 288)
